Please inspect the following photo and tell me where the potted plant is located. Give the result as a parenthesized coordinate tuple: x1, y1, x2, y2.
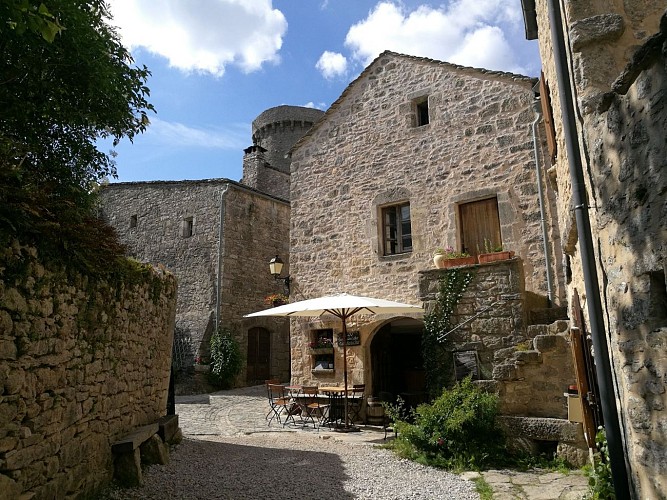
(433, 246, 476, 269)
(477, 240, 515, 264)
(309, 337, 334, 353)
(264, 293, 289, 307)
(194, 356, 210, 372)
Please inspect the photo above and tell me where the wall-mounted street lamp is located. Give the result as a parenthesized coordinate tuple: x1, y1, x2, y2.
(269, 255, 291, 295)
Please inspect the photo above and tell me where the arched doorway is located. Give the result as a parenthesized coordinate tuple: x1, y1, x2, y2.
(247, 327, 270, 384)
(370, 318, 426, 408)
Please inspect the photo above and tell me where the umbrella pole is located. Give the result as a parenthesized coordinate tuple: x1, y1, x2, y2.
(342, 316, 349, 429)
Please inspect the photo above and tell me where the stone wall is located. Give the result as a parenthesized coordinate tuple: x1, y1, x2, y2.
(532, 3, 666, 497)
(100, 180, 292, 385)
(419, 260, 527, 380)
(0, 242, 176, 499)
(220, 187, 291, 384)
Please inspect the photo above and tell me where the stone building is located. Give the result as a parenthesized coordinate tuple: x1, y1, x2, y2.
(287, 52, 569, 406)
(522, 2, 667, 498)
(100, 105, 323, 386)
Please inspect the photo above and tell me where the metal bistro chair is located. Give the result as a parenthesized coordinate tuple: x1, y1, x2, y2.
(267, 384, 292, 426)
(347, 384, 365, 424)
(264, 379, 280, 422)
(299, 386, 329, 429)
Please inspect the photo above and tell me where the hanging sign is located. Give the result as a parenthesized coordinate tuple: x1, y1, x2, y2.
(337, 330, 360, 347)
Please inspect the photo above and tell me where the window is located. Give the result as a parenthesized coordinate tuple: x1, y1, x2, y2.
(310, 329, 334, 372)
(181, 217, 193, 238)
(129, 214, 137, 228)
(459, 197, 501, 255)
(382, 203, 412, 255)
(415, 97, 429, 126)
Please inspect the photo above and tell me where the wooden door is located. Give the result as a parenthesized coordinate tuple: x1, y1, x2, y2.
(247, 327, 270, 383)
(459, 197, 501, 256)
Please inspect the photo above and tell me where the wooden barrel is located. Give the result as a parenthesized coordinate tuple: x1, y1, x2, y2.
(366, 397, 385, 425)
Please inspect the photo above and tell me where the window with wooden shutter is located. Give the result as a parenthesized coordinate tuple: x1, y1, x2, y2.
(539, 73, 557, 164)
(459, 197, 501, 256)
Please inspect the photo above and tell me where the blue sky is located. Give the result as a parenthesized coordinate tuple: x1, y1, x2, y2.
(105, 0, 541, 183)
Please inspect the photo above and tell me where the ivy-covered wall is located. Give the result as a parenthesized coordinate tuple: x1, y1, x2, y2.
(0, 242, 177, 499)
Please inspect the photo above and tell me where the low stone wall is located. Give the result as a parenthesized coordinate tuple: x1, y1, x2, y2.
(419, 259, 527, 380)
(0, 243, 177, 498)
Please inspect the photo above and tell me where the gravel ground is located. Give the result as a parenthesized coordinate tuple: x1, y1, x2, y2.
(99, 432, 479, 499)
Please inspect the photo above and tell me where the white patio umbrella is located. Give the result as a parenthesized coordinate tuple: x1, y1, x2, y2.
(244, 293, 423, 429)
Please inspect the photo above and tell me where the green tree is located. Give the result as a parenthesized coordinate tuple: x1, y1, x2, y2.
(0, 0, 154, 271)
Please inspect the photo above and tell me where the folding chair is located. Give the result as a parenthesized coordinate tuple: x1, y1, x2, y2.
(298, 386, 329, 429)
(264, 379, 280, 421)
(347, 384, 365, 424)
(267, 384, 291, 426)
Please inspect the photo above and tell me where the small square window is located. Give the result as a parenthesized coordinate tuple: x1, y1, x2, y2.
(415, 97, 429, 126)
(381, 202, 412, 256)
(182, 217, 193, 238)
(129, 214, 137, 228)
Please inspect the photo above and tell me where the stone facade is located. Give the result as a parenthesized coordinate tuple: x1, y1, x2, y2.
(100, 180, 291, 385)
(288, 51, 566, 391)
(526, 2, 667, 497)
(0, 242, 176, 498)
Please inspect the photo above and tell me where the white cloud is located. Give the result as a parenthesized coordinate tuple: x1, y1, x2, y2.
(342, 0, 527, 74)
(145, 118, 249, 149)
(108, 0, 287, 76)
(316, 51, 348, 79)
(301, 101, 328, 110)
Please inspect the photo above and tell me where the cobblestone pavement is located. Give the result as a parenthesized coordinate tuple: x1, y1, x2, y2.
(176, 385, 590, 499)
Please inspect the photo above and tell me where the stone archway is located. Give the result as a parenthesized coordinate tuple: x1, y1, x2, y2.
(368, 317, 426, 407)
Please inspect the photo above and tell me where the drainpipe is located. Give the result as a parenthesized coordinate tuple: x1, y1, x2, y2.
(546, 1, 631, 498)
(215, 183, 231, 331)
(531, 98, 554, 306)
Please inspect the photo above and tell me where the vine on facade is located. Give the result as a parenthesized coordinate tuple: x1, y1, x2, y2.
(422, 268, 475, 398)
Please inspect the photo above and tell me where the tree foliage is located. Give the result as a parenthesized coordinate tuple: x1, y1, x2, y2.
(0, 0, 154, 272)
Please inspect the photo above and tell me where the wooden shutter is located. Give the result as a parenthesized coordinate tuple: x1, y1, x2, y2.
(459, 197, 501, 256)
(539, 73, 557, 164)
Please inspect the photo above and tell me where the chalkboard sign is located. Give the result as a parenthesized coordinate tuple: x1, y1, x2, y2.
(337, 330, 360, 347)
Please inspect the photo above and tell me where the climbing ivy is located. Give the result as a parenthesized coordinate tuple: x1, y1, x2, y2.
(422, 268, 475, 398)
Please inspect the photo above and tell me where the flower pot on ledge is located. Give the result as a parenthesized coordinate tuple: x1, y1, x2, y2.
(310, 347, 334, 355)
(436, 255, 477, 269)
(477, 251, 515, 264)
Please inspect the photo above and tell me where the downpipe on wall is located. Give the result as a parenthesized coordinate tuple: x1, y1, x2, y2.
(546, 0, 631, 497)
(215, 183, 231, 331)
(531, 98, 554, 306)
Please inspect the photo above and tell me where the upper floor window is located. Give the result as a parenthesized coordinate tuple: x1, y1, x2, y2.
(182, 217, 193, 238)
(415, 97, 429, 126)
(129, 214, 137, 228)
(382, 203, 412, 255)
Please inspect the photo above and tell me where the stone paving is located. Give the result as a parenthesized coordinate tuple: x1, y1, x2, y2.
(176, 385, 590, 499)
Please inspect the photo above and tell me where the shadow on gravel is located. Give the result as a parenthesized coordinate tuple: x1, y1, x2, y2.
(100, 437, 354, 500)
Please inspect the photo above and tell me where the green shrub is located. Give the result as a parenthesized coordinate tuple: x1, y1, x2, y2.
(584, 427, 616, 499)
(391, 377, 505, 470)
(207, 327, 243, 389)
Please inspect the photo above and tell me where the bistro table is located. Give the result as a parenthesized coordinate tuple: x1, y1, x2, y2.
(318, 386, 348, 428)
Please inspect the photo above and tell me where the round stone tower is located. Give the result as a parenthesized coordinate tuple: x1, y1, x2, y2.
(251, 105, 324, 173)
(242, 105, 324, 199)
